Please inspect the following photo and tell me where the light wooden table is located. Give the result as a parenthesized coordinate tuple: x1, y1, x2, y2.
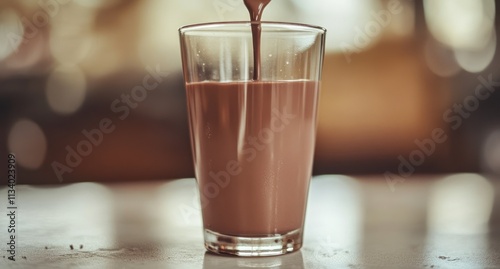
(1, 174, 499, 268)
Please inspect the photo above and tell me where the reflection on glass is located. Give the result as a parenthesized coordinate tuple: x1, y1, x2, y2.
(427, 173, 494, 234)
(203, 250, 304, 269)
(305, 175, 362, 266)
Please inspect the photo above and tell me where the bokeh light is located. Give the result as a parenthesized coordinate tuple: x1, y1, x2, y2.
(292, 0, 381, 53)
(49, 4, 95, 65)
(424, 0, 495, 50)
(7, 119, 48, 170)
(46, 64, 87, 115)
(140, 0, 214, 74)
(424, 37, 461, 77)
(427, 174, 494, 234)
(50, 29, 94, 65)
(306, 175, 362, 248)
(454, 31, 497, 73)
(482, 129, 500, 175)
(23, 183, 114, 249)
(73, 0, 120, 9)
(0, 9, 24, 61)
(159, 179, 202, 227)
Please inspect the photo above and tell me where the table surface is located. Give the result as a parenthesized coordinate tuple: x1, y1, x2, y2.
(1, 174, 500, 269)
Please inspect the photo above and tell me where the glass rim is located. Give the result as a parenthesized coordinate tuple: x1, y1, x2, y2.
(179, 21, 326, 34)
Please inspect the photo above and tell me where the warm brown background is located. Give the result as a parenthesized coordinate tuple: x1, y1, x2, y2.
(1, 0, 499, 184)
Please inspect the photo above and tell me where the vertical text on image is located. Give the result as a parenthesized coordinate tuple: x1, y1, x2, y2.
(6, 153, 18, 261)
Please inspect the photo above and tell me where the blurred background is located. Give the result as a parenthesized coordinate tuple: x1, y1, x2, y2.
(0, 0, 499, 184)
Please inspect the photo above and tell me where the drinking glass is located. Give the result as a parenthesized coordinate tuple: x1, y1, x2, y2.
(179, 22, 326, 256)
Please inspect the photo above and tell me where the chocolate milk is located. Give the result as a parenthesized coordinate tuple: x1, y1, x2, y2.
(186, 80, 319, 235)
(243, 0, 271, 80)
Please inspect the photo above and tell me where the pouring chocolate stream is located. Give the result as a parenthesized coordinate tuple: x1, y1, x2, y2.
(243, 0, 271, 81)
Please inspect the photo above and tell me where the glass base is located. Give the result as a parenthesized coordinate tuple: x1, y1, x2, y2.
(204, 228, 303, 257)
